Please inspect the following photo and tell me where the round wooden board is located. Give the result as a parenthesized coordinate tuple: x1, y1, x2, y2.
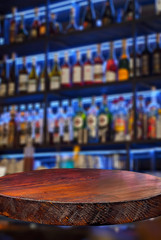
(0, 169, 161, 226)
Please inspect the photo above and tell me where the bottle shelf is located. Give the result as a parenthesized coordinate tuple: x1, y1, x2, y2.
(0, 36, 47, 57)
(1, 140, 161, 154)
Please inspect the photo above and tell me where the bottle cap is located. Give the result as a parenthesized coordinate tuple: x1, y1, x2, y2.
(12, 7, 17, 16)
(22, 56, 26, 65)
(3, 55, 8, 62)
(156, 33, 160, 43)
(64, 52, 69, 61)
(97, 44, 101, 54)
(12, 52, 16, 60)
(77, 51, 81, 60)
(151, 86, 156, 91)
(32, 57, 36, 65)
(51, 12, 57, 20)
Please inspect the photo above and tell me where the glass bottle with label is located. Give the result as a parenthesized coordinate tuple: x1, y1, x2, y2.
(106, 42, 117, 82)
(98, 95, 112, 143)
(18, 105, 27, 147)
(0, 55, 8, 97)
(156, 0, 161, 15)
(28, 58, 38, 93)
(34, 103, 44, 145)
(118, 39, 129, 81)
(39, 18, 46, 36)
(47, 105, 54, 145)
(152, 33, 161, 75)
(83, 0, 96, 29)
(73, 51, 83, 86)
(9, 7, 17, 43)
(50, 13, 62, 35)
(26, 104, 34, 144)
(19, 57, 28, 94)
(66, 7, 78, 33)
(63, 103, 74, 144)
(94, 44, 104, 83)
(73, 99, 87, 144)
(50, 54, 61, 90)
(147, 87, 159, 139)
(2, 107, 9, 147)
(83, 49, 94, 85)
(114, 96, 127, 142)
(61, 52, 71, 88)
(126, 98, 134, 141)
(39, 62, 46, 92)
(8, 53, 16, 96)
(137, 95, 147, 140)
(141, 35, 151, 77)
(30, 7, 40, 38)
(129, 43, 141, 78)
(87, 97, 98, 143)
(16, 14, 28, 43)
(8, 106, 17, 147)
(53, 104, 61, 144)
(101, 0, 115, 26)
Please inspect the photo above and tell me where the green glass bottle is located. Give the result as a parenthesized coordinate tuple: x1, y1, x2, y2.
(73, 99, 87, 144)
(28, 58, 38, 93)
(50, 54, 61, 90)
(98, 95, 112, 143)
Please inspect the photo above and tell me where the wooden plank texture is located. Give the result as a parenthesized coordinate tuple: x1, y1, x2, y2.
(0, 169, 161, 226)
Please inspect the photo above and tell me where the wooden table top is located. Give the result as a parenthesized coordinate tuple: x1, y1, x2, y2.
(0, 169, 161, 226)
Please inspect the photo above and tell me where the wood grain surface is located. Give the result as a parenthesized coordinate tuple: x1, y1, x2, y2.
(0, 169, 161, 226)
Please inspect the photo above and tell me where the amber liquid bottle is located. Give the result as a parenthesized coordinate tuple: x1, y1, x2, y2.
(152, 33, 161, 75)
(0, 55, 8, 97)
(118, 39, 129, 81)
(30, 7, 40, 38)
(8, 53, 16, 96)
(83, 0, 96, 29)
(141, 36, 151, 77)
(8, 106, 17, 148)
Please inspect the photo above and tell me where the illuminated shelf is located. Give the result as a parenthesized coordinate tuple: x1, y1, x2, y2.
(1, 140, 161, 154)
(0, 37, 47, 57)
(0, 92, 45, 105)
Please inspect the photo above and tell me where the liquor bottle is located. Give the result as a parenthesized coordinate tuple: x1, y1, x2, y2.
(19, 57, 28, 94)
(157, 108, 161, 139)
(106, 42, 117, 82)
(39, 18, 46, 36)
(73, 51, 83, 86)
(2, 107, 9, 147)
(87, 97, 98, 143)
(39, 62, 46, 92)
(63, 103, 74, 144)
(61, 52, 71, 88)
(114, 97, 127, 142)
(49, 13, 62, 35)
(137, 95, 147, 140)
(83, 0, 96, 29)
(50, 54, 61, 90)
(98, 95, 112, 143)
(9, 7, 17, 43)
(94, 44, 104, 83)
(26, 104, 34, 144)
(129, 43, 141, 78)
(73, 99, 87, 144)
(152, 33, 161, 75)
(18, 105, 27, 146)
(141, 35, 151, 77)
(30, 7, 40, 38)
(83, 49, 94, 85)
(34, 103, 44, 145)
(16, 14, 28, 43)
(8, 53, 16, 96)
(8, 106, 17, 147)
(147, 87, 159, 139)
(118, 39, 129, 81)
(66, 7, 78, 33)
(126, 98, 134, 141)
(0, 55, 8, 97)
(123, 0, 133, 21)
(28, 58, 38, 93)
(156, 0, 161, 15)
(101, 0, 115, 26)
(47, 105, 54, 144)
(53, 104, 61, 144)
